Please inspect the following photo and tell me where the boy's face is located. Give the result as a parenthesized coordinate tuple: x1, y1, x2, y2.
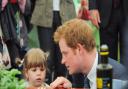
(25, 67, 46, 87)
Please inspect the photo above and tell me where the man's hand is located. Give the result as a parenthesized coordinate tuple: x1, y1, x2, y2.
(2, 0, 8, 10)
(18, 0, 26, 13)
(90, 9, 101, 28)
(50, 77, 72, 89)
(78, 0, 90, 20)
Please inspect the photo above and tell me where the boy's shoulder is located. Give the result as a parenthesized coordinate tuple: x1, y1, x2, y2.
(44, 83, 51, 89)
(25, 82, 51, 89)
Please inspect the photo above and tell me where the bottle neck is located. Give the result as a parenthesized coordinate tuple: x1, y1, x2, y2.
(101, 55, 108, 64)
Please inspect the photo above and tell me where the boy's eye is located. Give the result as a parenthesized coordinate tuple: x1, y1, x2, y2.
(31, 68, 36, 71)
(40, 68, 45, 71)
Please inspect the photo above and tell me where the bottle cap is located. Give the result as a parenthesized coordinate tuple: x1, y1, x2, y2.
(100, 44, 109, 56)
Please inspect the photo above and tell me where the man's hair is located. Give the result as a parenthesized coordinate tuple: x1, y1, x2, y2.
(54, 18, 96, 52)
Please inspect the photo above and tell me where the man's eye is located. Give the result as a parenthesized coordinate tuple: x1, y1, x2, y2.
(62, 52, 67, 56)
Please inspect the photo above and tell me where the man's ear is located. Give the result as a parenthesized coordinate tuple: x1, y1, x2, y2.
(76, 43, 85, 54)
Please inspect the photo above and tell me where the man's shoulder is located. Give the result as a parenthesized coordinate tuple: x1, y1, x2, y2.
(108, 58, 128, 80)
(108, 57, 124, 68)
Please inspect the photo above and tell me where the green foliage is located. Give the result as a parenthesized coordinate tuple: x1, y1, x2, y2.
(0, 69, 26, 89)
(86, 21, 100, 51)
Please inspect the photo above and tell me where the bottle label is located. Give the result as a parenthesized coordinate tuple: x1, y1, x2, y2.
(97, 77, 112, 89)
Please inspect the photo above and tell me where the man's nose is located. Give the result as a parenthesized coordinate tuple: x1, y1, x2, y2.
(61, 58, 65, 64)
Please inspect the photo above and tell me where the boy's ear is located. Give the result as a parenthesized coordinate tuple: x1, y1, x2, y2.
(24, 69, 29, 80)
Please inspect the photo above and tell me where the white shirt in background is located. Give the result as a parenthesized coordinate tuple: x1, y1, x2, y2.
(53, 0, 60, 11)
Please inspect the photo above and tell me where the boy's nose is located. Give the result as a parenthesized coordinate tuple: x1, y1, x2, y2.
(37, 70, 41, 75)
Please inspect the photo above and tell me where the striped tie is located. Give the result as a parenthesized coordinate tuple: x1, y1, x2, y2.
(84, 77, 90, 88)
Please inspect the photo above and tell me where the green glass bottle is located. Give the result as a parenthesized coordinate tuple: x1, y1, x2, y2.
(97, 44, 113, 89)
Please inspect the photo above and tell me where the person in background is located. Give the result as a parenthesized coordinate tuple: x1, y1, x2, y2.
(50, 18, 127, 89)
(23, 48, 50, 89)
(0, 0, 29, 69)
(30, 0, 76, 84)
(89, 0, 128, 64)
(23, 0, 35, 33)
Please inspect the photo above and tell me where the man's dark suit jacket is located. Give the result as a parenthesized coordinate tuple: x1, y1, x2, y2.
(89, 0, 128, 28)
(72, 56, 128, 88)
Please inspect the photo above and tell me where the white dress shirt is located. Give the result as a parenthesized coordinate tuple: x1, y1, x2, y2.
(53, 0, 60, 11)
(87, 52, 98, 89)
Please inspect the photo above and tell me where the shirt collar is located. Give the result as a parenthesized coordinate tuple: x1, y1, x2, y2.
(87, 52, 98, 89)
